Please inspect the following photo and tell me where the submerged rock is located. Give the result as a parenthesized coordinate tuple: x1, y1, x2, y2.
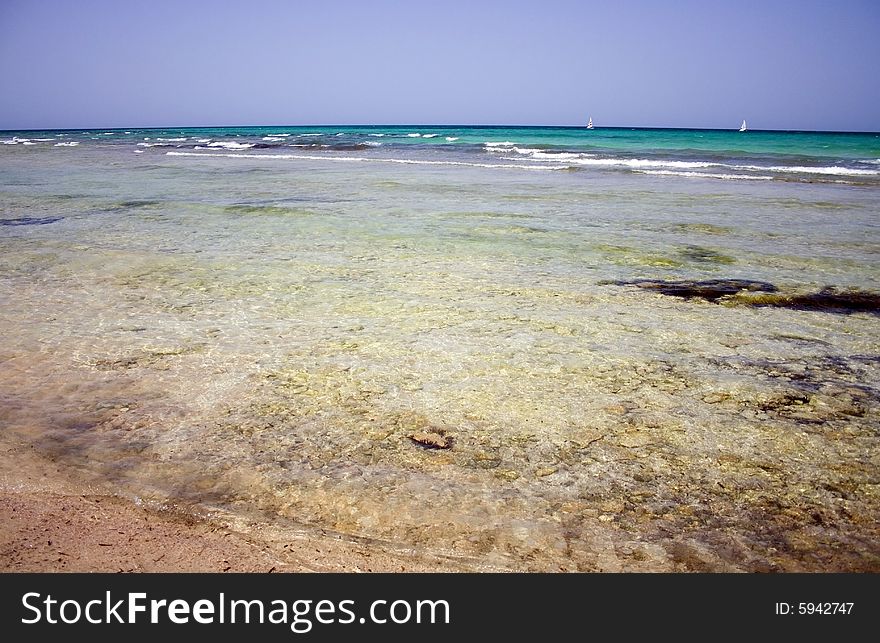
(603, 278, 777, 302)
(729, 287, 880, 315)
(604, 280, 880, 314)
(0, 216, 63, 226)
(677, 245, 735, 264)
(409, 429, 452, 450)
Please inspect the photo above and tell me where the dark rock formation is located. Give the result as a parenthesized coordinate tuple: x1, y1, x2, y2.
(602, 278, 777, 302)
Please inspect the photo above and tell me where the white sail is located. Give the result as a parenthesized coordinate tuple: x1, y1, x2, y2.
(587, 117, 594, 129)
(739, 119, 747, 132)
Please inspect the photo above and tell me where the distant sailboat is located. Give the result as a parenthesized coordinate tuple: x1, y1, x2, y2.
(586, 116, 594, 130)
(739, 119, 747, 132)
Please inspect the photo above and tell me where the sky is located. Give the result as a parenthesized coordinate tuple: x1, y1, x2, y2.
(1, 0, 878, 131)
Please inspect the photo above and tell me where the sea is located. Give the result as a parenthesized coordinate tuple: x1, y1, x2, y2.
(1, 125, 878, 571)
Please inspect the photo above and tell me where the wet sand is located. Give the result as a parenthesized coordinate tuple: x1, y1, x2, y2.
(1, 490, 293, 573)
(0, 446, 469, 573)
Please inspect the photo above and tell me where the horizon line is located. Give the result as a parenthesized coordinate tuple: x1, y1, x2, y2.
(2, 123, 879, 135)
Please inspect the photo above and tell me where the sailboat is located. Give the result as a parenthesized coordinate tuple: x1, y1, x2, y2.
(586, 116, 594, 129)
(739, 119, 747, 132)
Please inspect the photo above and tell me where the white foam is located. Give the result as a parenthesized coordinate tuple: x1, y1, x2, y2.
(134, 150, 144, 153)
(484, 141, 515, 147)
(137, 142, 172, 147)
(508, 148, 588, 161)
(22, 141, 36, 145)
(737, 164, 879, 176)
(493, 145, 880, 177)
(54, 141, 79, 147)
(369, 133, 385, 137)
(604, 158, 715, 169)
(422, 134, 438, 138)
(536, 152, 589, 161)
(637, 170, 773, 181)
(162, 149, 880, 180)
(196, 138, 211, 143)
(206, 141, 255, 150)
(166, 150, 566, 171)
(33, 138, 55, 142)
(267, 133, 290, 137)
(498, 155, 704, 170)
(445, 137, 459, 142)
(406, 133, 422, 137)
(157, 137, 187, 142)
(262, 136, 287, 141)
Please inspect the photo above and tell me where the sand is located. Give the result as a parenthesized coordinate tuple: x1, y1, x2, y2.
(0, 490, 293, 573)
(0, 445, 467, 573)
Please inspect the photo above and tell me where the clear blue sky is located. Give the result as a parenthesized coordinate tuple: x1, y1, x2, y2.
(1, 0, 878, 131)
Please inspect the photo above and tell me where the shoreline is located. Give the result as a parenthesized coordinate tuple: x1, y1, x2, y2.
(0, 446, 471, 573)
(0, 486, 478, 574)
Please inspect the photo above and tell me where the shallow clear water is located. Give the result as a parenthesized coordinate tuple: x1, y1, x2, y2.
(1, 127, 878, 570)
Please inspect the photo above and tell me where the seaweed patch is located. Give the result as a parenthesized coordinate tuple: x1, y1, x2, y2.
(677, 245, 735, 264)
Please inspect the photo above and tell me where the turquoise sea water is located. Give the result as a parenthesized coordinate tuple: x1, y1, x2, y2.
(4, 125, 880, 183)
(1, 126, 878, 570)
